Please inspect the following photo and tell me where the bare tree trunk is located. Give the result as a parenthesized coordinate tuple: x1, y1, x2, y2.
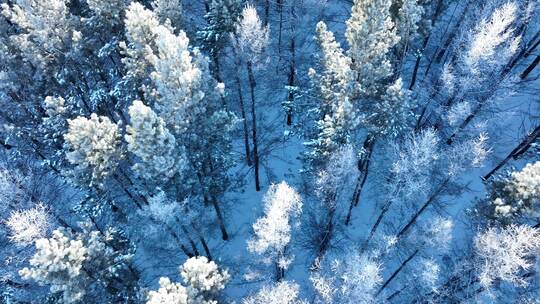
(197, 232, 213, 260)
(520, 54, 540, 79)
(235, 74, 252, 166)
(277, 0, 284, 55)
(409, 36, 430, 90)
(211, 196, 229, 240)
(264, 0, 270, 26)
(396, 179, 449, 239)
(376, 249, 419, 296)
(181, 225, 200, 256)
(361, 199, 392, 253)
(286, 39, 296, 126)
(345, 136, 375, 225)
(276, 250, 286, 281)
(483, 124, 540, 180)
(247, 61, 261, 191)
(312, 210, 335, 268)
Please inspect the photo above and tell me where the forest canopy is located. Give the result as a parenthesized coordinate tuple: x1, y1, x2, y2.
(0, 0, 539, 303)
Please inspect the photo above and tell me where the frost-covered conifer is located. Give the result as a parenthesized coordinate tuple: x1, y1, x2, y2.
(147, 277, 189, 304)
(86, 0, 126, 22)
(152, 0, 182, 28)
(148, 257, 229, 304)
(474, 225, 540, 288)
(126, 100, 184, 182)
(248, 182, 302, 275)
(508, 161, 540, 202)
(304, 22, 359, 168)
(345, 0, 400, 93)
(243, 281, 304, 304)
(1, 0, 76, 70)
(63, 114, 121, 186)
(180, 256, 230, 296)
(20, 225, 134, 303)
(121, 2, 161, 83)
(396, 0, 425, 39)
(371, 77, 413, 136)
(481, 161, 540, 220)
(198, 0, 242, 60)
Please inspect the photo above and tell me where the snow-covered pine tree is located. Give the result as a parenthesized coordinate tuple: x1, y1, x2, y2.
(19, 224, 137, 303)
(63, 114, 122, 187)
(304, 22, 360, 169)
(125, 100, 185, 184)
(198, 0, 243, 81)
(122, 2, 237, 240)
(148, 256, 229, 304)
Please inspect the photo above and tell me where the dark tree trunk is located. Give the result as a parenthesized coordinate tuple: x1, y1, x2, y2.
(396, 179, 449, 239)
(376, 250, 419, 296)
(211, 196, 229, 240)
(247, 61, 261, 191)
(345, 136, 375, 225)
(483, 124, 540, 180)
(235, 74, 252, 166)
(286, 38, 296, 126)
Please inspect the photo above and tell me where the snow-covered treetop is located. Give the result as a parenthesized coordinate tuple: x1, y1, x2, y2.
(243, 281, 305, 304)
(180, 256, 230, 293)
(147, 256, 229, 304)
(5, 203, 51, 247)
(248, 182, 303, 256)
(147, 277, 189, 304)
(311, 252, 383, 304)
(310, 21, 359, 107)
(390, 128, 441, 197)
(86, 0, 126, 21)
(126, 100, 184, 182)
(464, 1, 521, 75)
(1, 0, 76, 69)
(509, 161, 540, 201)
(63, 114, 121, 186)
(345, 0, 400, 93)
(19, 228, 89, 303)
(474, 224, 540, 288)
(233, 5, 269, 63)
